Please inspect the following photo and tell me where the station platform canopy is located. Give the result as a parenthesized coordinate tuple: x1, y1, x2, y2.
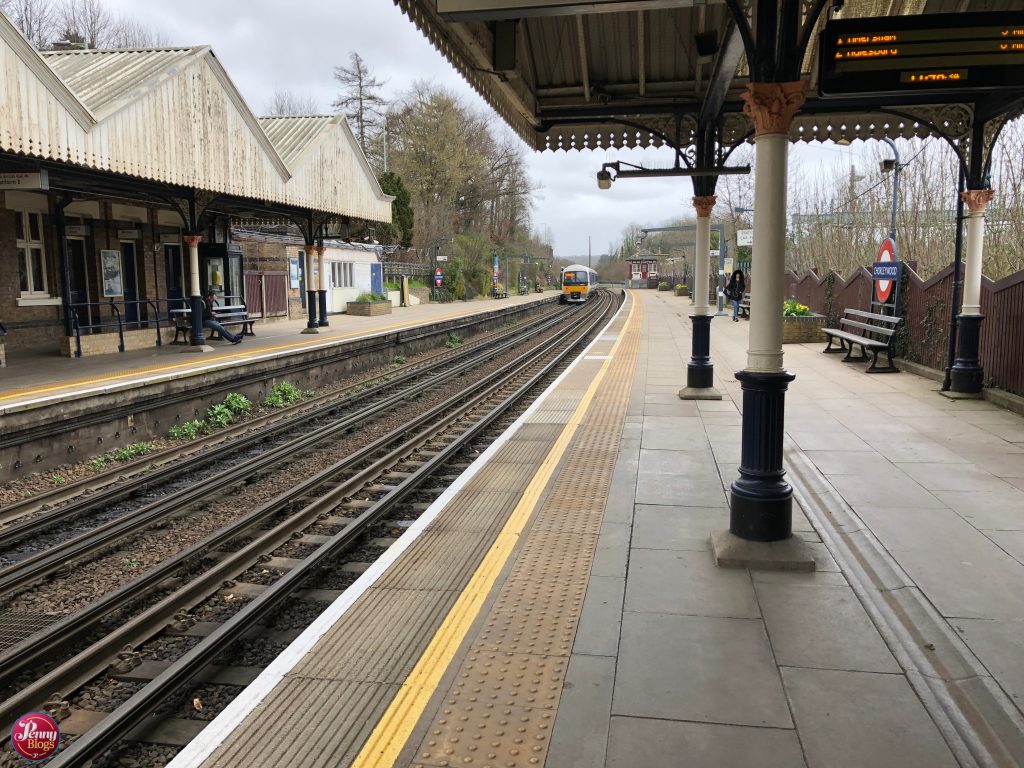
(395, 0, 1024, 157)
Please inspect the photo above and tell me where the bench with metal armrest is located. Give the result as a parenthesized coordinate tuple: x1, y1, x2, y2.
(822, 308, 902, 373)
(170, 304, 255, 344)
(491, 288, 509, 299)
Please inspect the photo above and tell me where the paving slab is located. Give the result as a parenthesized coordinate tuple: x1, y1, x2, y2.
(573, 576, 625, 658)
(782, 667, 958, 768)
(605, 717, 805, 768)
(755, 582, 899, 672)
(625, 548, 760, 618)
(631, 504, 725, 551)
(614, 612, 792, 728)
(546, 655, 616, 768)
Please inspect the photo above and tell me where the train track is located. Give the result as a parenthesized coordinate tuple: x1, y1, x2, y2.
(0, 302, 567, 535)
(1, 292, 618, 767)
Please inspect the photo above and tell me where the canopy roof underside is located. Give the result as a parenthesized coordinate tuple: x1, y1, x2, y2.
(395, 0, 1022, 154)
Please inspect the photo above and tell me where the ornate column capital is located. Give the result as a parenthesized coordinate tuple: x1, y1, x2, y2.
(311, 244, 325, 256)
(742, 81, 806, 137)
(960, 188, 995, 215)
(183, 234, 203, 248)
(692, 195, 717, 218)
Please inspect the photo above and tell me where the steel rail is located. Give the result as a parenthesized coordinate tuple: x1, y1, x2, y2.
(0, 304, 565, 534)
(0, 305, 577, 595)
(0, 297, 611, 728)
(46, 292, 615, 767)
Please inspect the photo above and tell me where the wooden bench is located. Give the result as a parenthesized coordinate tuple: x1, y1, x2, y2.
(738, 292, 751, 319)
(491, 288, 508, 299)
(822, 308, 901, 373)
(518, 286, 529, 296)
(171, 304, 255, 344)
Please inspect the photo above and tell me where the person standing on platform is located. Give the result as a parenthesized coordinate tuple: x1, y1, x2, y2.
(203, 289, 243, 344)
(725, 269, 745, 322)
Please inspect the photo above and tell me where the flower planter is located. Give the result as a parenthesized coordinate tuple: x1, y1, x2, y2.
(346, 301, 392, 317)
(674, 287, 689, 297)
(782, 313, 826, 344)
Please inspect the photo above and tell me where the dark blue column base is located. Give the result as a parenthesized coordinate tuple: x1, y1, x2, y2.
(729, 369, 796, 542)
(317, 290, 329, 327)
(306, 290, 319, 329)
(688, 314, 714, 388)
(189, 294, 206, 346)
(950, 314, 984, 394)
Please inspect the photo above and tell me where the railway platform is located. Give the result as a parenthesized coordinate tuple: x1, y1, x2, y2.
(0, 293, 553, 413)
(163, 288, 1024, 768)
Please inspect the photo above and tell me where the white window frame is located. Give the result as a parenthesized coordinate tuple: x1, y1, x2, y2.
(15, 209, 59, 306)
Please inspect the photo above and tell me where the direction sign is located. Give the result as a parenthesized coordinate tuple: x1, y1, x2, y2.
(819, 11, 1024, 97)
(737, 229, 753, 247)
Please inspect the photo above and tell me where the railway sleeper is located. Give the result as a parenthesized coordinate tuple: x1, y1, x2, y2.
(59, 708, 205, 747)
(165, 620, 302, 647)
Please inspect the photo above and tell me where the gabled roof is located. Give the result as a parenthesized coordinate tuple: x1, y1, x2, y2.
(259, 116, 336, 167)
(0, 11, 393, 224)
(42, 47, 202, 115)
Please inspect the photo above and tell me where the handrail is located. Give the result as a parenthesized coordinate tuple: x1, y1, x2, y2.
(108, 300, 125, 353)
(68, 306, 82, 358)
(145, 302, 163, 347)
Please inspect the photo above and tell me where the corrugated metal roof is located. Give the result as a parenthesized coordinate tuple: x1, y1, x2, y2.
(259, 116, 336, 167)
(42, 47, 200, 114)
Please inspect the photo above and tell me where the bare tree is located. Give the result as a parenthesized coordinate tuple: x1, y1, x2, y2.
(265, 89, 321, 116)
(107, 15, 166, 48)
(333, 52, 387, 155)
(57, 0, 110, 48)
(4, 0, 59, 48)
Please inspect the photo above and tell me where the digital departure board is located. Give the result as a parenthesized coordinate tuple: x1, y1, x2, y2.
(819, 12, 1024, 97)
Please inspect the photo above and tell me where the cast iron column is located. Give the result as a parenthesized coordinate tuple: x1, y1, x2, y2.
(302, 245, 319, 333)
(680, 195, 722, 400)
(728, 81, 805, 542)
(315, 245, 329, 327)
(184, 234, 207, 347)
(949, 188, 993, 394)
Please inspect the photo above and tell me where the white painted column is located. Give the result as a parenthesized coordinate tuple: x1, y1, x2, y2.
(185, 234, 203, 298)
(305, 248, 318, 293)
(316, 246, 326, 292)
(747, 132, 789, 372)
(692, 200, 714, 314)
(960, 189, 994, 315)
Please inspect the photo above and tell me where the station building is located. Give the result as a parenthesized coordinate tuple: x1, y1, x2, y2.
(0, 13, 392, 359)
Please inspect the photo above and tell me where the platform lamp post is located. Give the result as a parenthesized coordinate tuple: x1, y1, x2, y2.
(432, 236, 453, 302)
(879, 137, 903, 252)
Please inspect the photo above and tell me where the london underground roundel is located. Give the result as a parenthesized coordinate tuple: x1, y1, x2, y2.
(875, 239, 896, 303)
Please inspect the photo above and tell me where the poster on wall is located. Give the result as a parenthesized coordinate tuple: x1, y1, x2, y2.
(100, 249, 123, 297)
(289, 258, 300, 288)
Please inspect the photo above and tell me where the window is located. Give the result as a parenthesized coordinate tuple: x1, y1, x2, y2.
(330, 262, 354, 288)
(15, 210, 48, 295)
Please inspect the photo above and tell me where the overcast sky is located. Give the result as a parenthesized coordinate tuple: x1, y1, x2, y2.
(100, 0, 861, 259)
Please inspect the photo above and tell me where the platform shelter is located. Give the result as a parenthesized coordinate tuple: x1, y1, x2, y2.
(0, 12, 393, 358)
(392, 0, 1024, 562)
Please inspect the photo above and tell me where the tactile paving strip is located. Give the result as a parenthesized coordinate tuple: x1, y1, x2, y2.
(406, 297, 643, 768)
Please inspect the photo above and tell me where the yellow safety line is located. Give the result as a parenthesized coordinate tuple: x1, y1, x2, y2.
(0, 306, 510, 403)
(352, 293, 636, 768)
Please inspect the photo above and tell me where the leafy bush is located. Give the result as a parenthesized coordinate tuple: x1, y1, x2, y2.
(783, 299, 813, 317)
(353, 292, 388, 302)
(658, 281, 669, 290)
(223, 393, 252, 416)
(169, 420, 205, 441)
(393, 354, 407, 365)
(445, 332, 462, 348)
(206, 403, 233, 429)
(674, 284, 685, 290)
(264, 381, 304, 408)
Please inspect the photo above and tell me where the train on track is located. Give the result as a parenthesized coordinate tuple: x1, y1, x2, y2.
(560, 264, 599, 304)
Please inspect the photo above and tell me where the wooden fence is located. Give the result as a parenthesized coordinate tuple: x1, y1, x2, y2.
(784, 264, 1024, 396)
